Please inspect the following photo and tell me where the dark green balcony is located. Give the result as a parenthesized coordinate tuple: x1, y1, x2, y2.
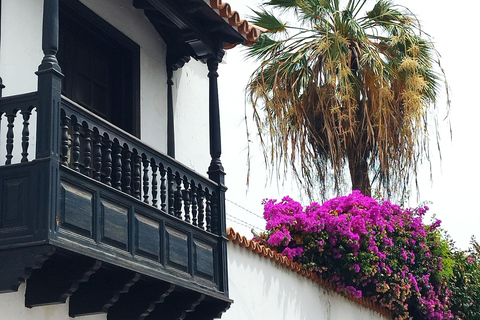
(0, 92, 230, 319)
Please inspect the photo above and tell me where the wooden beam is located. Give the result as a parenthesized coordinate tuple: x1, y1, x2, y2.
(25, 254, 101, 307)
(69, 267, 140, 317)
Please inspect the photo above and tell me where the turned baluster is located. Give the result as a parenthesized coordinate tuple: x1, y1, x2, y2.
(60, 112, 70, 166)
(142, 156, 150, 204)
(21, 109, 32, 163)
(132, 152, 141, 199)
(205, 192, 212, 232)
(71, 121, 81, 171)
(112, 143, 123, 190)
(102, 135, 112, 186)
(83, 125, 93, 177)
(174, 174, 183, 219)
(182, 178, 191, 223)
(151, 160, 158, 208)
(211, 192, 219, 234)
(197, 188, 205, 229)
(160, 165, 167, 212)
(5, 112, 16, 165)
(191, 182, 198, 227)
(93, 130, 102, 181)
(122, 148, 132, 195)
(167, 170, 175, 215)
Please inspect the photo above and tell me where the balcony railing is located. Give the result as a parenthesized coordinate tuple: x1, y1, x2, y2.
(60, 96, 221, 234)
(0, 92, 230, 319)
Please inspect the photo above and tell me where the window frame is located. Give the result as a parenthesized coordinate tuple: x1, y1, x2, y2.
(58, 0, 140, 137)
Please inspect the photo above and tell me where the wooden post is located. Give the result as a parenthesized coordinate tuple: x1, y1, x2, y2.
(35, 0, 63, 238)
(206, 56, 225, 185)
(36, 0, 63, 160)
(206, 54, 228, 295)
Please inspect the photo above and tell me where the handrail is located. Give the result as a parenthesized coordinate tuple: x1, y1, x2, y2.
(60, 96, 222, 235)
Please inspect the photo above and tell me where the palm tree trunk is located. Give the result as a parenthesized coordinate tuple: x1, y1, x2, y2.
(347, 150, 371, 196)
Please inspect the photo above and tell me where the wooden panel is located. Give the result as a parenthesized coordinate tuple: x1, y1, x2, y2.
(165, 226, 189, 272)
(101, 199, 128, 250)
(60, 182, 93, 237)
(0, 161, 49, 246)
(56, 169, 227, 296)
(193, 239, 215, 281)
(135, 214, 160, 260)
(1, 176, 28, 229)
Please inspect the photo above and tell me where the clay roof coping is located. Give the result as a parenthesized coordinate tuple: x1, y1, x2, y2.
(206, 0, 266, 47)
(227, 227, 393, 319)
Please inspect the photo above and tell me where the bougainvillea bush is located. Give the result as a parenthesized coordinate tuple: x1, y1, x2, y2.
(254, 191, 467, 320)
(448, 239, 480, 319)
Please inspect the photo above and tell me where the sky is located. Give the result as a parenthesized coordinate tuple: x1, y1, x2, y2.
(218, 0, 480, 250)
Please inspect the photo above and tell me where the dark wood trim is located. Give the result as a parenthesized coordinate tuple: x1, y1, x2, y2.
(36, 0, 63, 160)
(144, 0, 215, 54)
(206, 56, 225, 185)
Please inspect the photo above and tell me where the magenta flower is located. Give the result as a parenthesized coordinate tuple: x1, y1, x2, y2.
(256, 191, 454, 320)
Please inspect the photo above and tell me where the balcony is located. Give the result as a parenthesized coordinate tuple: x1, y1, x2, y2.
(0, 91, 230, 319)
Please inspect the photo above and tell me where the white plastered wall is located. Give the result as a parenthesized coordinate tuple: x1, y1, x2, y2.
(0, 284, 106, 320)
(172, 59, 211, 175)
(0, 0, 43, 95)
(225, 242, 390, 320)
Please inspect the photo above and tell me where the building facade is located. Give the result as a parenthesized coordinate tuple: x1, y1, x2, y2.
(0, 0, 260, 319)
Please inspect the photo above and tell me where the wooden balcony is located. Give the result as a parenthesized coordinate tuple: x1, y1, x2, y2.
(0, 92, 230, 319)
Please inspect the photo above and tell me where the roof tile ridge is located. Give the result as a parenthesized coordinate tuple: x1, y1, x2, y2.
(227, 227, 393, 319)
(207, 0, 265, 46)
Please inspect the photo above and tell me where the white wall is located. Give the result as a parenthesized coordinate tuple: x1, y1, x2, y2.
(0, 284, 105, 320)
(0, 0, 43, 96)
(225, 241, 390, 320)
(173, 59, 211, 175)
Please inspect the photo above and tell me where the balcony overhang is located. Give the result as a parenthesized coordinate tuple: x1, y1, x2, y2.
(0, 93, 232, 319)
(133, 0, 262, 68)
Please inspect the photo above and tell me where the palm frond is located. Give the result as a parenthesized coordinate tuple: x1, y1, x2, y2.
(246, 35, 283, 60)
(245, 0, 448, 201)
(250, 9, 287, 33)
(267, 0, 298, 8)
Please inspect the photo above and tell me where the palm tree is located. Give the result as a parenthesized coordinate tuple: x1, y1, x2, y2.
(247, 0, 447, 198)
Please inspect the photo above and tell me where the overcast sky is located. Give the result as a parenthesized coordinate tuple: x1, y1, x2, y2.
(218, 0, 480, 250)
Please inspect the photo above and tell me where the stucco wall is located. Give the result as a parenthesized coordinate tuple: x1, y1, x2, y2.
(0, 284, 105, 320)
(0, 0, 43, 96)
(225, 241, 390, 320)
(173, 59, 211, 175)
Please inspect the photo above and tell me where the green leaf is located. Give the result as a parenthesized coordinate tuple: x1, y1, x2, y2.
(246, 35, 282, 60)
(251, 9, 287, 33)
(268, 0, 298, 8)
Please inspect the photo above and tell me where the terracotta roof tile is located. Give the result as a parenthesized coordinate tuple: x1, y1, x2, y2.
(206, 0, 266, 47)
(227, 227, 393, 319)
